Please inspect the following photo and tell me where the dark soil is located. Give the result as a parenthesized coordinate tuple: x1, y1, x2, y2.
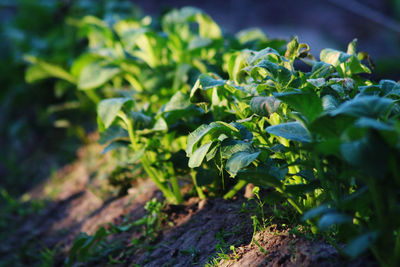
(0, 136, 377, 266)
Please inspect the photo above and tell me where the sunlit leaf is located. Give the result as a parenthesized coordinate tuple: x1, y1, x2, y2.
(78, 62, 120, 90)
(266, 122, 311, 143)
(226, 151, 260, 177)
(97, 98, 133, 128)
(188, 142, 214, 168)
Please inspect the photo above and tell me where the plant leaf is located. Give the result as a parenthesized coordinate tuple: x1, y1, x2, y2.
(225, 151, 260, 177)
(97, 98, 133, 129)
(266, 122, 311, 143)
(186, 122, 240, 156)
(78, 62, 120, 90)
(275, 90, 323, 123)
(344, 232, 378, 258)
(250, 96, 281, 117)
(188, 142, 214, 168)
(331, 96, 395, 118)
(318, 212, 352, 230)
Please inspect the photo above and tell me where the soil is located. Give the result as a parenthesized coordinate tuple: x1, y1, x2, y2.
(0, 136, 377, 266)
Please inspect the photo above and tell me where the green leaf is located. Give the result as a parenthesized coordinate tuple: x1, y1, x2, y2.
(226, 51, 248, 83)
(97, 98, 133, 128)
(379, 79, 400, 97)
(190, 73, 225, 103)
(225, 151, 260, 177)
(331, 96, 395, 118)
(236, 28, 268, 45)
(99, 126, 129, 145)
(341, 131, 389, 176)
(285, 36, 309, 60)
(120, 27, 149, 51)
(247, 47, 280, 65)
(130, 112, 152, 127)
(186, 122, 240, 156)
(275, 90, 323, 122)
(320, 48, 351, 67)
(318, 212, 352, 230)
(162, 7, 221, 39)
(251, 60, 291, 83)
(152, 117, 168, 131)
(220, 139, 254, 159)
(231, 122, 253, 140)
(302, 204, 333, 221)
(321, 95, 339, 112)
(354, 117, 394, 131)
(346, 39, 358, 55)
(235, 161, 286, 187)
(161, 91, 191, 112)
(266, 122, 311, 143)
(320, 47, 370, 77)
(25, 56, 75, 84)
(345, 232, 378, 258)
(78, 62, 120, 90)
(130, 148, 146, 162)
(310, 61, 335, 79)
(309, 114, 354, 139)
(199, 73, 225, 89)
(188, 36, 212, 50)
(250, 96, 281, 117)
(307, 78, 326, 88)
(101, 141, 127, 154)
(188, 142, 214, 168)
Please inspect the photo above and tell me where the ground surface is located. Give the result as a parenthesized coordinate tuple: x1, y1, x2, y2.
(0, 136, 377, 266)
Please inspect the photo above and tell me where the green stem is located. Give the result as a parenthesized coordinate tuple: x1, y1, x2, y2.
(84, 90, 101, 104)
(141, 154, 177, 203)
(276, 187, 304, 214)
(119, 112, 180, 204)
(168, 165, 183, 204)
(223, 179, 247, 199)
(190, 170, 206, 199)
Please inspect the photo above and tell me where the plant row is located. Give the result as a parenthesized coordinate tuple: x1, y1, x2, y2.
(26, 6, 400, 266)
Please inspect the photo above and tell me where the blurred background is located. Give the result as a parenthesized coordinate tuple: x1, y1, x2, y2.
(133, 0, 400, 79)
(0, 0, 399, 198)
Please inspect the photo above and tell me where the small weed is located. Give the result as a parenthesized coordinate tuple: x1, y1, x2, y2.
(66, 198, 167, 266)
(253, 239, 267, 255)
(205, 248, 231, 267)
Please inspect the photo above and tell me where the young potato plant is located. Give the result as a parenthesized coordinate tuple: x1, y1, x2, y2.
(30, 7, 284, 203)
(96, 89, 207, 204)
(187, 37, 400, 266)
(22, 4, 400, 265)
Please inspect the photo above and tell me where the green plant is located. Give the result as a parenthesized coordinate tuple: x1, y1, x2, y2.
(187, 37, 400, 266)
(19, 4, 400, 265)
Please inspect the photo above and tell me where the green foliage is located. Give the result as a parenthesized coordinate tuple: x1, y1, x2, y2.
(186, 36, 400, 266)
(15, 3, 400, 266)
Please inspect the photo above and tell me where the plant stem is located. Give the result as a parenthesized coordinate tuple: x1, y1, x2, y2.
(275, 187, 304, 214)
(190, 170, 206, 199)
(167, 165, 183, 203)
(223, 179, 247, 199)
(84, 90, 101, 104)
(141, 154, 178, 203)
(119, 112, 181, 204)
